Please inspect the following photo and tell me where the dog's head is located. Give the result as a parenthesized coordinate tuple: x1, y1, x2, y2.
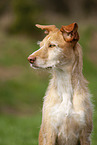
(28, 23, 79, 70)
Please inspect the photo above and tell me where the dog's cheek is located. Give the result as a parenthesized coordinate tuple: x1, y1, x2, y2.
(40, 48, 48, 59)
(48, 47, 62, 61)
(36, 57, 46, 67)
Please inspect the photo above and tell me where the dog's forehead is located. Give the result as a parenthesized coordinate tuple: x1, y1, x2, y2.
(42, 31, 64, 44)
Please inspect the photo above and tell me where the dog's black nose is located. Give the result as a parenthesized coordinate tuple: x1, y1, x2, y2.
(28, 56, 36, 64)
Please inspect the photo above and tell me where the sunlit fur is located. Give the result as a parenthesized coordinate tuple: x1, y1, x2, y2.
(28, 23, 93, 145)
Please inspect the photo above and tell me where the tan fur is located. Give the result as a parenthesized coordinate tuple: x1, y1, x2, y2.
(28, 23, 93, 145)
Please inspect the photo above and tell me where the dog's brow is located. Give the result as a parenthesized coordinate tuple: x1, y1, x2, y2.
(51, 41, 58, 46)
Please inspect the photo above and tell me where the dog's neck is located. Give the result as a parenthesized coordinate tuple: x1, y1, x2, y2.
(50, 69, 71, 106)
(52, 67, 73, 96)
(49, 67, 73, 113)
(50, 52, 84, 102)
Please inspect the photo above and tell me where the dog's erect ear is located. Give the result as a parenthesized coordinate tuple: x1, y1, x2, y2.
(36, 24, 57, 34)
(60, 22, 79, 42)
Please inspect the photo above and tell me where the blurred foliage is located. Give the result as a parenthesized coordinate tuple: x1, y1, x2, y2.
(84, 0, 97, 15)
(8, 0, 40, 35)
(0, 0, 10, 16)
(40, 0, 69, 14)
(0, 0, 97, 35)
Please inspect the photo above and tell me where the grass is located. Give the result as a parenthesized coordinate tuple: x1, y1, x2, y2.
(0, 114, 41, 145)
(0, 25, 97, 145)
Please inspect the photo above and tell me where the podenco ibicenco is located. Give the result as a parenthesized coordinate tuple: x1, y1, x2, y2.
(28, 23, 93, 145)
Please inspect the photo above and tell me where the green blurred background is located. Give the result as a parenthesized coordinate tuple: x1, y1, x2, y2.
(0, 0, 97, 144)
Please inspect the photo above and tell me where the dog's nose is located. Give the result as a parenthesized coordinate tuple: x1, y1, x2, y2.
(28, 56, 36, 64)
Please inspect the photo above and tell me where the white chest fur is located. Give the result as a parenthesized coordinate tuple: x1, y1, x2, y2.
(50, 69, 74, 115)
(44, 68, 85, 141)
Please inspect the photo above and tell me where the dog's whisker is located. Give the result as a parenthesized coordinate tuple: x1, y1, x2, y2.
(37, 41, 41, 45)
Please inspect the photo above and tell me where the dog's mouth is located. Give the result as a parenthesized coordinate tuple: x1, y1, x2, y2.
(30, 63, 52, 69)
(30, 63, 40, 69)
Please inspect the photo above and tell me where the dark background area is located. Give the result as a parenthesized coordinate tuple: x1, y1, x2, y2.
(0, 0, 97, 36)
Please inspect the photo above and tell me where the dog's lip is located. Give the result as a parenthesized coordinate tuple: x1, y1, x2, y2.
(30, 63, 40, 69)
(30, 63, 52, 69)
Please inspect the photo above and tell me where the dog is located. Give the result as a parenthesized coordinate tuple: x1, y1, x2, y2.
(28, 23, 93, 145)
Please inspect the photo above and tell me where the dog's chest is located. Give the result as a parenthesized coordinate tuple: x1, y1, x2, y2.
(46, 71, 85, 140)
(48, 92, 85, 142)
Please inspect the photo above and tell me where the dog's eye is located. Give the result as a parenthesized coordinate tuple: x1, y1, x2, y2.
(49, 44, 56, 48)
